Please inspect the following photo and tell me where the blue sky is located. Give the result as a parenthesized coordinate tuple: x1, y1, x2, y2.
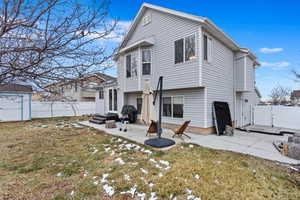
(105, 0, 300, 100)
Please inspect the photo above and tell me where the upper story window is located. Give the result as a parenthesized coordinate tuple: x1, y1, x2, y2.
(175, 39, 184, 64)
(126, 54, 131, 78)
(174, 34, 196, 64)
(142, 49, 151, 75)
(203, 34, 212, 62)
(185, 35, 196, 61)
(126, 53, 138, 78)
(142, 15, 151, 26)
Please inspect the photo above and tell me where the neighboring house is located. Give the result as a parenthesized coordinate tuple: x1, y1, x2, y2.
(96, 3, 260, 133)
(291, 90, 300, 106)
(0, 84, 33, 122)
(47, 73, 116, 102)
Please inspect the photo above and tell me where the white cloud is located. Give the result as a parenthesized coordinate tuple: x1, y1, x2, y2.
(104, 20, 132, 43)
(260, 61, 290, 68)
(260, 47, 283, 53)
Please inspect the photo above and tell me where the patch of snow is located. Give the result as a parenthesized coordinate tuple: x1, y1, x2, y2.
(137, 193, 146, 200)
(149, 158, 157, 163)
(155, 164, 162, 169)
(187, 195, 201, 200)
(100, 173, 109, 183)
(56, 172, 63, 177)
(158, 172, 163, 177)
(149, 183, 155, 188)
(93, 180, 99, 185)
(104, 147, 111, 152)
(189, 144, 194, 148)
(149, 192, 157, 200)
(125, 143, 136, 150)
(141, 149, 152, 154)
(110, 151, 115, 156)
(92, 148, 99, 154)
(186, 189, 192, 195)
(115, 158, 125, 165)
(83, 171, 88, 177)
(117, 138, 123, 142)
(92, 176, 97, 179)
(124, 174, 131, 181)
(103, 184, 115, 196)
(120, 184, 137, 197)
(140, 168, 148, 174)
(194, 174, 200, 179)
(159, 160, 170, 166)
(70, 190, 75, 196)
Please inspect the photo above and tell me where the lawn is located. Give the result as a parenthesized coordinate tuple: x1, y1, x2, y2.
(0, 117, 299, 200)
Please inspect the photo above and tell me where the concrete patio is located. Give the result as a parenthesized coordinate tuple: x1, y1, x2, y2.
(79, 121, 300, 165)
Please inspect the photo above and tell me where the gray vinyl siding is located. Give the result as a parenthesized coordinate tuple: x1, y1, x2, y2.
(124, 88, 205, 128)
(245, 57, 255, 91)
(118, 8, 201, 92)
(235, 56, 245, 91)
(201, 30, 234, 127)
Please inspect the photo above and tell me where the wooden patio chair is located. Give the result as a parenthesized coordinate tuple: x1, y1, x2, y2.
(146, 120, 158, 136)
(172, 120, 191, 139)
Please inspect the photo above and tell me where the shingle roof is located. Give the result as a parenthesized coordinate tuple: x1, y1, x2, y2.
(0, 84, 33, 92)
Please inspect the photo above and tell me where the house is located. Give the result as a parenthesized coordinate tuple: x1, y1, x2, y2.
(291, 90, 300, 106)
(0, 84, 33, 122)
(95, 3, 260, 133)
(46, 73, 116, 102)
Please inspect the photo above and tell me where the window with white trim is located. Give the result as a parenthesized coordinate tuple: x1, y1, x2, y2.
(109, 88, 117, 111)
(136, 98, 142, 114)
(174, 34, 196, 64)
(203, 34, 212, 62)
(126, 54, 131, 78)
(163, 96, 184, 118)
(142, 49, 151, 75)
(142, 15, 151, 26)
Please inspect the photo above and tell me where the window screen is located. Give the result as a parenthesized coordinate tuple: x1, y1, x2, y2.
(175, 39, 184, 64)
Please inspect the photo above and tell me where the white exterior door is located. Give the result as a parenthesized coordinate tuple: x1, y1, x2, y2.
(107, 88, 118, 113)
(0, 95, 22, 122)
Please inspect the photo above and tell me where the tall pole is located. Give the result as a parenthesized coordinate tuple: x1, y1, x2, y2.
(158, 76, 163, 138)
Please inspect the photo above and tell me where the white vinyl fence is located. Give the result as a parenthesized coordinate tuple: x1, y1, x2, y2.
(32, 101, 95, 118)
(254, 105, 300, 130)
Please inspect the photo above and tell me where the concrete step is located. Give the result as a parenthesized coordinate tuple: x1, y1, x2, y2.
(89, 119, 105, 124)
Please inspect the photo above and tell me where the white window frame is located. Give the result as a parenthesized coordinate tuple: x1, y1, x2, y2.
(162, 95, 185, 119)
(125, 53, 132, 78)
(174, 33, 197, 65)
(108, 88, 118, 112)
(141, 48, 152, 75)
(142, 14, 151, 26)
(203, 33, 213, 63)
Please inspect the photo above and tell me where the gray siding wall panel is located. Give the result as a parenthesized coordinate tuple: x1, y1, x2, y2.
(118, 8, 201, 92)
(124, 88, 205, 128)
(202, 30, 234, 127)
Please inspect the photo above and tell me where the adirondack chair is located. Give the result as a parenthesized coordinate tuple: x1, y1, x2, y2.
(172, 120, 191, 139)
(146, 120, 158, 136)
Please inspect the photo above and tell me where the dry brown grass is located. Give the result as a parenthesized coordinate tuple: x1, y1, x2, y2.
(0, 117, 299, 200)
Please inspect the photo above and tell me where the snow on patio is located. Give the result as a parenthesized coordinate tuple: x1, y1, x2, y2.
(79, 121, 300, 165)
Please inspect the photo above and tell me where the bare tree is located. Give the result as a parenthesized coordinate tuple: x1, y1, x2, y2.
(269, 85, 291, 105)
(0, 0, 117, 91)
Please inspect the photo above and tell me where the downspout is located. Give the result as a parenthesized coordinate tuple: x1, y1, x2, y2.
(233, 55, 236, 128)
(21, 95, 24, 121)
(29, 94, 32, 120)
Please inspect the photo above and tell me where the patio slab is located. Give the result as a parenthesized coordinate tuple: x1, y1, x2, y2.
(79, 121, 300, 165)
